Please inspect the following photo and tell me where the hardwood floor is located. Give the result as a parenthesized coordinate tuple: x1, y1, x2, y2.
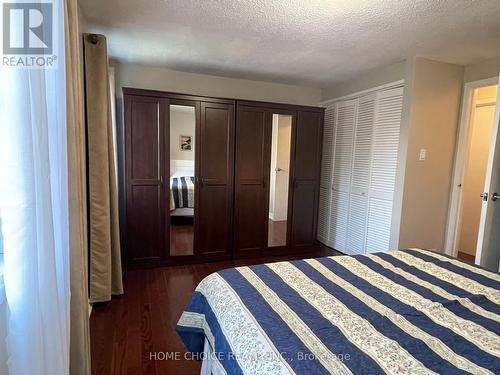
(169, 225, 194, 256)
(268, 219, 287, 247)
(90, 247, 338, 375)
(457, 251, 476, 263)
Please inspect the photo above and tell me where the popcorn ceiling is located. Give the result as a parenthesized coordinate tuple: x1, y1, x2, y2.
(80, 0, 500, 87)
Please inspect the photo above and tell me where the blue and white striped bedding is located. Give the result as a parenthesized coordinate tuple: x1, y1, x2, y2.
(176, 248, 500, 374)
(170, 176, 195, 210)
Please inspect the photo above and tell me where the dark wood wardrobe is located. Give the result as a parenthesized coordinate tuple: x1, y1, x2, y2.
(234, 101, 323, 258)
(123, 88, 323, 268)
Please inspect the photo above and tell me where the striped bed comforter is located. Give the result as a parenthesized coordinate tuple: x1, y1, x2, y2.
(170, 176, 195, 210)
(176, 248, 500, 375)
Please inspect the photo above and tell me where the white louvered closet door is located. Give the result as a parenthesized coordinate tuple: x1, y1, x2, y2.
(317, 106, 335, 245)
(330, 99, 356, 252)
(365, 87, 404, 253)
(347, 94, 376, 254)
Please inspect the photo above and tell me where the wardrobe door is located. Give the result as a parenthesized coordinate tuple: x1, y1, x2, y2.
(347, 94, 376, 254)
(234, 106, 272, 257)
(330, 99, 356, 253)
(124, 95, 168, 267)
(317, 106, 335, 246)
(290, 110, 323, 250)
(196, 101, 235, 258)
(366, 87, 404, 252)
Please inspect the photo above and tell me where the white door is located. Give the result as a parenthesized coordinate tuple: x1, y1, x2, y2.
(347, 93, 376, 254)
(317, 106, 335, 244)
(330, 99, 356, 253)
(476, 74, 500, 271)
(365, 87, 404, 253)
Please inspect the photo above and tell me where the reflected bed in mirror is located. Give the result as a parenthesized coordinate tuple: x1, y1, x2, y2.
(268, 114, 292, 247)
(169, 105, 196, 256)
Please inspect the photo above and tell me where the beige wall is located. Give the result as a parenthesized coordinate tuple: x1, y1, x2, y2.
(170, 106, 195, 161)
(112, 61, 322, 106)
(398, 58, 464, 250)
(459, 92, 496, 255)
(464, 57, 500, 83)
(321, 61, 406, 101)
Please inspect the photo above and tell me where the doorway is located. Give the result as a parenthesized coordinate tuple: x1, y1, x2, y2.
(446, 81, 498, 263)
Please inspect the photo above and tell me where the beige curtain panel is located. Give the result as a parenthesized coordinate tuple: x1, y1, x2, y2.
(65, 1, 91, 374)
(83, 33, 124, 303)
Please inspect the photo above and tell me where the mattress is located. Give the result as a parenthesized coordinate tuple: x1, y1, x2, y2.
(176, 248, 500, 374)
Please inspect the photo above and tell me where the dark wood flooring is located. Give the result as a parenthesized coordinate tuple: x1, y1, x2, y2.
(170, 219, 288, 256)
(268, 219, 287, 247)
(90, 247, 337, 375)
(169, 225, 194, 257)
(457, 251, 476, 263)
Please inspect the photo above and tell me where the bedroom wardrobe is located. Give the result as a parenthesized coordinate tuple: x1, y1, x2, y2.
(234, 102, 323, 258)
(123, 88, 323, 268)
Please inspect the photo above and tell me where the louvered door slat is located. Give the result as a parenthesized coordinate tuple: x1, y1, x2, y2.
(317, 187, 331, 244)
(366, 87, 404, 253)
(317, 106, 335, 244)
(365, 198, 393, 253)
(351, 94, 375, 194)
(332, 100, 356, 192)
(347, 194, 368, 254)
(320, 106, 335, 188)
(346, 94, 376, 254)
(370, 88, 404, 200)
(330, 190, 349, 252)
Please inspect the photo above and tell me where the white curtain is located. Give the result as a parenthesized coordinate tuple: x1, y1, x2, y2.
(0, 0, 71, 373)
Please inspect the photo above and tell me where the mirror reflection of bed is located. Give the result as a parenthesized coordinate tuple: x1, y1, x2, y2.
(169, 105, 195, 256)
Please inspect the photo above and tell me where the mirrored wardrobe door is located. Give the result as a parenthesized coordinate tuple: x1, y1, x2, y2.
(168, 104, 196, 257)
(268, 114, 293, 248)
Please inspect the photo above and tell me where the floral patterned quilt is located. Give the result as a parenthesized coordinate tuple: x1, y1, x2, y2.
(176, 248, 500, 374)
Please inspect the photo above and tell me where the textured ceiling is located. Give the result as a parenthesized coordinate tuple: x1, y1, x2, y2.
(79, 0, 500, 87)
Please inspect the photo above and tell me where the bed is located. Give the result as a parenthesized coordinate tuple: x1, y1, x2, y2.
(170, 160, 195, 217)
(176, 248, 500, 374)
(170, 175, 195, 213)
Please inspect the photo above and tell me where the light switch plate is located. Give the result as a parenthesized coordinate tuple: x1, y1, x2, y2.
(419, 149, 427, 161)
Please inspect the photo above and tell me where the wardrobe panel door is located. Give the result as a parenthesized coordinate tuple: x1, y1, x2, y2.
(332, 100, 356, 192)
(124, 95, 167, 266)
(366, 87, 404, 252)
(197, 102, 235, 258)
(234, 106, 271, 255)
(347, 94, 376, 254)
(329, 100, 356, 253)
(330, 190, 349, 251)
(290, 110, 323, 249)
(317, 106, 335, 245)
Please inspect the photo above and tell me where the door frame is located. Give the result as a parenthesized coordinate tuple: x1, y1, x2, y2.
(444, 77, 498, 259)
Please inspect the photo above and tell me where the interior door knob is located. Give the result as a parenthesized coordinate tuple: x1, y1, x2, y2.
(492, 193, 500, 201)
